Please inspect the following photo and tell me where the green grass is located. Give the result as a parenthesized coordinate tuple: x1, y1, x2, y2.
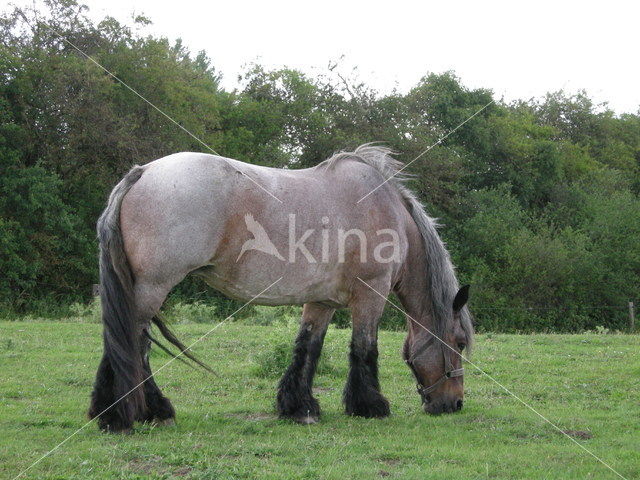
(1, 320, 639, 479)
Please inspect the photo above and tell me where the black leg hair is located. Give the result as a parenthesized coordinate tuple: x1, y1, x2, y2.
(88, 353, 133, 432)
(277, 304, 333, 423)
(138, 329, 175, 423)
(277, 325, 325, 423)
(343, 288, 391, 419)
(343, 340, 390, 418)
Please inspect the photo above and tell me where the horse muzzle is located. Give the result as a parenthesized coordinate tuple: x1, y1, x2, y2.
(423, 396, 464, 415)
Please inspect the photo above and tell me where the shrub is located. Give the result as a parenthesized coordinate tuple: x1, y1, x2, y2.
(244, 305, 301, 327)
(252, 331, 335, 378)
(68, 298, 101, 323)
(165, 302, 217, 324)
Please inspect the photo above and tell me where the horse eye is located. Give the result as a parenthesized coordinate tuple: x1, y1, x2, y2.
(457, 342, 466, 351)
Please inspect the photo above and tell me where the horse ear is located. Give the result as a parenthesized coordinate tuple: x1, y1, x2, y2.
(453, 285, 470, 312)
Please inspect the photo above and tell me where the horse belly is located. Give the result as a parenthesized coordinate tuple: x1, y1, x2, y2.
(196, 259, 349, 307)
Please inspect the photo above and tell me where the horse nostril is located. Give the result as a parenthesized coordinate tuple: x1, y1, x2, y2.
(455, 399, 463, 411)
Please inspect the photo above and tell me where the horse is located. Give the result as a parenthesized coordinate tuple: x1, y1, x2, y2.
(89, 145, 474, 432)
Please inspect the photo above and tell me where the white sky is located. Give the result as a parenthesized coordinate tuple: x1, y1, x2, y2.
(12, 0, 640, 113)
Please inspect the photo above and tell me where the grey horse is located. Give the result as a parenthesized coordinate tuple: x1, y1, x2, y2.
(89, 145, 473, 432)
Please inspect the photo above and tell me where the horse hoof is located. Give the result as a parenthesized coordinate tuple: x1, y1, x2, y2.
(97, 419, 134, 434)
(294, 415, 318, 425)
(154, 418, 176, 427)
(346, 397, 391, 418)
(105, 426, 133, 435)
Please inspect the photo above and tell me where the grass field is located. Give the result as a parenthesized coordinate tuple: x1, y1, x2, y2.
(1, 319, 639, 480)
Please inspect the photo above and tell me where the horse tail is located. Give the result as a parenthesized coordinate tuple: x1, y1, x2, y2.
(95, 165, 146, 423)
(150, 315, 214, 373)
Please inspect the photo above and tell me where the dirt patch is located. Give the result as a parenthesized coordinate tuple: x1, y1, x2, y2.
(379, 470, 391, 477)
(173, 466, 192, 476)
(378, 457, 401, 466)
(127, 455, 165, 475)
(562, 429, 593, 439)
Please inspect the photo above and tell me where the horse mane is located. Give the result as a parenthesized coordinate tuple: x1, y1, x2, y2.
(324, 144, 474, 350)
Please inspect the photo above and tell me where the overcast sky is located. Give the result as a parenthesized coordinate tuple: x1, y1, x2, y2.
(15, 0, 640, 113)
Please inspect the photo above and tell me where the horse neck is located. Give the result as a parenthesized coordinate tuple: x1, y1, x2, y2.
(395, 248, 437, 339)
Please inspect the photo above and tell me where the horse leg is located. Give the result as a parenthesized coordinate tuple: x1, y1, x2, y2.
(89, 281, 176, 431)
(88, 353, 123, 431)
(277, 303, 334, 424)
(134, 283, 177, 425)
(343, 286, 390, 418)
(137, 325, 176, 425)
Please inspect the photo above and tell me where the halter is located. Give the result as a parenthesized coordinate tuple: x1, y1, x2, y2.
(405, 335, 464, 402)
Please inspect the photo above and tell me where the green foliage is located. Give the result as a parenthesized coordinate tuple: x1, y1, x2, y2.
(251, 327, 335, 378)
(1, 1, 639, 332)
(0, 121, 92, 307)
(68, 298, 102, 323)
(164, 302, 217, 324)
(452, 179, 639, 332)
(246, 305, 302, 327)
